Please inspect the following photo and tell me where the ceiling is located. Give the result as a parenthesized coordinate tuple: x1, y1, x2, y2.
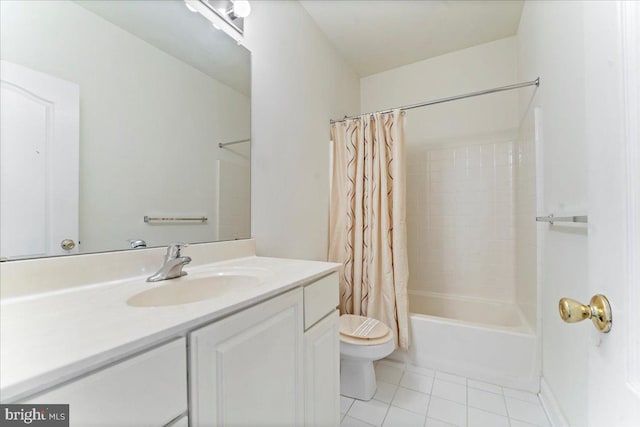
(300, 0, 524, 77)
(76, 0, 251, 95)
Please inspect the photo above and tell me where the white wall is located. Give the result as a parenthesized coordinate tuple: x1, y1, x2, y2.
(244, 1, 360, 260)
(517, 2, 589, 425)
(361, 37, 520, 144)
(0, 0, 250, 253)
(361, 37, 524, 302)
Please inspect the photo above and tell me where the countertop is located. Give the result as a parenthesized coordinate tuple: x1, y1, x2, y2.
(0, 256, 340, 402)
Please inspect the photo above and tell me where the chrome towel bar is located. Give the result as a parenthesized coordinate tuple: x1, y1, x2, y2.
(144, 216, 208, 223)
(536, 214, 588, 225)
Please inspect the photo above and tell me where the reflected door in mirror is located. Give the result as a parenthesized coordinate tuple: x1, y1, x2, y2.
(0, 60, 79, 259)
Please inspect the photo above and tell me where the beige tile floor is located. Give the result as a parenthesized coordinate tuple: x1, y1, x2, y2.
(340, 360, 551, 427)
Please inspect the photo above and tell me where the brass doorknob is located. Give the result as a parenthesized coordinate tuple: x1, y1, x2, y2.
(559, 295, 612, 333)
(60, 239, 76, 250)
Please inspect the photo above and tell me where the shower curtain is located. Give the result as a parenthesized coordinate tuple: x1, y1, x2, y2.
(329, 110, 409, 350)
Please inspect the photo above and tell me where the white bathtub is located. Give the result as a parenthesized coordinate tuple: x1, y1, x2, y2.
(391, 292, 539, 392)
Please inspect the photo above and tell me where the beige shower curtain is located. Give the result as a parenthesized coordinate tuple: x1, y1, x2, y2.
(329, 110, 409, 350)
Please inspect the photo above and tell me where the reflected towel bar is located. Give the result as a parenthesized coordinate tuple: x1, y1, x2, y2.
(144, 216, 208, 223)
(218, 138, 250, 148)
(536, 214, 588, 225)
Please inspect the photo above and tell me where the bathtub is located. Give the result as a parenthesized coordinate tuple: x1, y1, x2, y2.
(391, 292, 539, 392)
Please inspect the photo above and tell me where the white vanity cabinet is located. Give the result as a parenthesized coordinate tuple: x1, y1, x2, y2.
(10, 268, 340, 427)
(25, 338, 187, 427)
(189, 288, 305, 426)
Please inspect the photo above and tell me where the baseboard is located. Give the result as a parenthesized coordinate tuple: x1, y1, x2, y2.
(539, 377, 569, 427)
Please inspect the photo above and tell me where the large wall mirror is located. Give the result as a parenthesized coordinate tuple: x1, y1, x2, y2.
(0, 0, 251, 260)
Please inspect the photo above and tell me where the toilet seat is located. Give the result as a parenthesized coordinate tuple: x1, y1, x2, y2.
(339, 314, 393, 346)
(340, 330, 394, 346)
(340, 314, 389, 339)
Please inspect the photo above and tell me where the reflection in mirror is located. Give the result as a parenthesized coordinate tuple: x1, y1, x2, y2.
(0, 0, 251, 260)
(197, 0, 251, 35)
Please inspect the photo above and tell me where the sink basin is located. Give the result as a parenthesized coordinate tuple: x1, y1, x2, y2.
(127, 274, 262, 307)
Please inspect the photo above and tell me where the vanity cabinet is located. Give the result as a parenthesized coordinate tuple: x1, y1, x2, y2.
(189, 288, 305, 426)
(25, 338, 187, 427)
(13, 271, 339, 427)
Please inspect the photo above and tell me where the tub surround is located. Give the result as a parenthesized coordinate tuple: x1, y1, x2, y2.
(0, 239, 340, 403)
(407, 139, 518, 302)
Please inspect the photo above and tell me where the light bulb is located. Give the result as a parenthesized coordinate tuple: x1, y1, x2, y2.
(184, 0, 198, 13)
(232, 0, 251, 18)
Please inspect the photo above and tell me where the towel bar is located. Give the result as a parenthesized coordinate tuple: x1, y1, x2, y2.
(536, 214, 587, 225)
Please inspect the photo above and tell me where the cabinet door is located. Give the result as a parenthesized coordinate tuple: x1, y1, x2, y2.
(190, 288, 304, 427)
(304, 310, 340, 427)
(26, 338, 187, 427)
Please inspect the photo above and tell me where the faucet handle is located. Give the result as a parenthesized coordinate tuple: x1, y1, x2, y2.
(166, 242, 189, 259)
(127, 239, 147, 249)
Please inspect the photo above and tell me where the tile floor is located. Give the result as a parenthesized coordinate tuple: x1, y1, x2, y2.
(340, 360, 551, 427)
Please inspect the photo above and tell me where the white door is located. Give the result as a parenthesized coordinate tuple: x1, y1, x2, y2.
(189, 288, 304, 426)
(585, 2, 640, 426)
(0, 60, 79, 259)
(304, 310, 340, 427)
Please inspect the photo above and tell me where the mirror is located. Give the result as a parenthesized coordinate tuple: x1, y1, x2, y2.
(0, 0, 251, 260)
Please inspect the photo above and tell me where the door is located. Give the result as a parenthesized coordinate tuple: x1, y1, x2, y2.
(585, 1, 640, 425)
(189, 288, 304, 426)
(0, 60, 79, 259)
(304, 310, 340, 427)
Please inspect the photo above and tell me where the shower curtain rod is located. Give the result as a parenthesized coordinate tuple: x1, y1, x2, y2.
(218, 138, 250, 148)
(329, 77, 540, 124)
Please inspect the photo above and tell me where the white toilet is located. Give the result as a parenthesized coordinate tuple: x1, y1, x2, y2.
(339, 314, 395, 401)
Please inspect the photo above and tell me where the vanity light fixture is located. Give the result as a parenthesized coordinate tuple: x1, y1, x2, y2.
(231, 0, 251, 18)
(183, 0, 249, 39)
(217, 1, 251, 19)
(184, 0, 198, 13)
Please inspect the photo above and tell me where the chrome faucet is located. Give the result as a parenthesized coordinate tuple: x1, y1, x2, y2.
(128, 239, 147, 249)
(147, 243, 192, 282)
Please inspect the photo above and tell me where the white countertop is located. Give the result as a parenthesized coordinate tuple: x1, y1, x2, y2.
(0, 256, 339, 402)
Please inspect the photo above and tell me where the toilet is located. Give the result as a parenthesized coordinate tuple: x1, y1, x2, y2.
(339, 314, 395, 401)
